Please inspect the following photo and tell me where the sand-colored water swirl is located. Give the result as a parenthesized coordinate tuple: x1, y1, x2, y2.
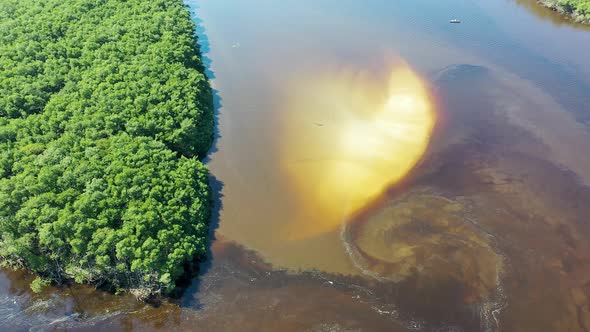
(342, 190, 505, 330)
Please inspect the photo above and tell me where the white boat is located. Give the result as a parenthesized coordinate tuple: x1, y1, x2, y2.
(449, 19, 461, 23)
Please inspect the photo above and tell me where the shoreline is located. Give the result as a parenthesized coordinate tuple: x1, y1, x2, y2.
(537, 0, 590, 24)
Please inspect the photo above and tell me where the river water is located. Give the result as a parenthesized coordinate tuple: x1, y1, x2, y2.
(2, 0, 590, 331)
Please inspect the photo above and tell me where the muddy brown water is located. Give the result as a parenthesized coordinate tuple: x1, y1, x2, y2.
(2, 0, 590, 331)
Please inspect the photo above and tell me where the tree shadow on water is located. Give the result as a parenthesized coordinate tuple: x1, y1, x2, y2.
(177, 175, 223, 310)
(175, 2, 225, 310)
(187, 2, 222, 160)
(202, 89, 222, 161)
(186, 2, 215, 80)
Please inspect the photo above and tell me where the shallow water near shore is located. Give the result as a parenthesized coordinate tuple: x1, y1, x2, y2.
(2, 0, 590, 331)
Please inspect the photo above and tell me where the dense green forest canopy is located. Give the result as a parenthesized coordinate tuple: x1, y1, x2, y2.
(0, 0, 214, 298)
(542, 0, 590, 22)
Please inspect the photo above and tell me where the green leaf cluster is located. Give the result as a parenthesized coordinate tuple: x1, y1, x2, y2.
(0, 0, 214, 297)
(543, 0, 590, 22)
(559, 0, 590, 16)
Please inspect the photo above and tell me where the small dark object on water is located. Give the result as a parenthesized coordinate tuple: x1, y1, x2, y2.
(450, 19, 461, 23)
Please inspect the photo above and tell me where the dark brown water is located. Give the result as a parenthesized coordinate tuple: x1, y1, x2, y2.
(2, 0, 590, 331)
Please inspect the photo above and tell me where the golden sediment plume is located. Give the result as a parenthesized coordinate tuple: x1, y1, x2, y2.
(280, 62, 436, 240)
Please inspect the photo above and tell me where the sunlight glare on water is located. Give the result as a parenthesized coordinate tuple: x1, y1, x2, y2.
(280, 62, 436, 240)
